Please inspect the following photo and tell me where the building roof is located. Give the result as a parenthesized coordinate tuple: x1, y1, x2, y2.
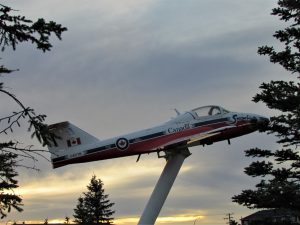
(13, 223, 114, 225)
(242, 209, 300, 221)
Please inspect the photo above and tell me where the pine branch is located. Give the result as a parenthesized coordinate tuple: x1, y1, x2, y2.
(0, 4, 67, 52)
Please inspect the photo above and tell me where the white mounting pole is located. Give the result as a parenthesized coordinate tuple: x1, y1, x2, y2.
(138, 148, 191, 225)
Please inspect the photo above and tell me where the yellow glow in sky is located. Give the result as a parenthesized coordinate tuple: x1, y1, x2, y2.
(17, 162, 192, 199)
(1, 215, 205, 225)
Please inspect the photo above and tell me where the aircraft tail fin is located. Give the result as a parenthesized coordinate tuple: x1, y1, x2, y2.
(48, 121, 99, 168)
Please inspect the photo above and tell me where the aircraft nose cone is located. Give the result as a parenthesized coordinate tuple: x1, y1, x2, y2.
(250, 117, 258, 123)
(251, 115, 269, 130)
(249, 114, 269, 124)
(258, 116, 270, 125)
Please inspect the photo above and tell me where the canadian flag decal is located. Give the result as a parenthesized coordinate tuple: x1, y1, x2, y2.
(67, 137, 81, 147)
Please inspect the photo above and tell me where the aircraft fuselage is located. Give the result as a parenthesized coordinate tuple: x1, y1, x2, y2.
(49, 105, 268, 168)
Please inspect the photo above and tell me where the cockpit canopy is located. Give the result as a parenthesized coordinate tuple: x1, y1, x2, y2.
(191, 105, 230, 118)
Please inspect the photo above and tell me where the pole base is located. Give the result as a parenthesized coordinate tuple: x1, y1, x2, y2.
(138, 148, 191, 225)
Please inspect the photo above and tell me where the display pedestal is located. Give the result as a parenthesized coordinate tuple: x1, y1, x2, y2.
(138, 148, 191, 225)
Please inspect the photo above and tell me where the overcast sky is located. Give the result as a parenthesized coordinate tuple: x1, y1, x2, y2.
(0, 1, 291, 225)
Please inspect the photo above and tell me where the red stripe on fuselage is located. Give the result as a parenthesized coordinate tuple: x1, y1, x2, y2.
(53, 121, 230, 168)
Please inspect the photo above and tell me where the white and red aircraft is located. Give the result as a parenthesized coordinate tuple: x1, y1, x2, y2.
(48, 105, 268, 169)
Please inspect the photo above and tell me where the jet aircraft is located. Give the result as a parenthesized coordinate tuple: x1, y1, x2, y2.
(48, 105, 268, 168)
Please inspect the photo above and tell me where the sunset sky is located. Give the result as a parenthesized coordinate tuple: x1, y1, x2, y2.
(0, 1, 291, 224)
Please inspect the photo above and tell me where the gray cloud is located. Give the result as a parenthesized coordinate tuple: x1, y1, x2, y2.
(1, 1, 283, 224)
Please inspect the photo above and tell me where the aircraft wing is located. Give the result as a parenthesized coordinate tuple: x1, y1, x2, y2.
(159, 125, 236, 150)
(188, 125, 237, 144)
(187, 132, 220, 145)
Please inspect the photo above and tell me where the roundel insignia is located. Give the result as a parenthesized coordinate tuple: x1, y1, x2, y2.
(116, 137, 129, 151)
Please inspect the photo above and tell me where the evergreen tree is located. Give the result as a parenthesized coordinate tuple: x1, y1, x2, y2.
(0, 3, 67, 218)
(65, 216, 70, 224)
(232, 0, 300, 212)
(0, 152, 22, 219)
(73, 176, 115, 225)
(73, 197, 89, 224)
(230, 220, 239, 225)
